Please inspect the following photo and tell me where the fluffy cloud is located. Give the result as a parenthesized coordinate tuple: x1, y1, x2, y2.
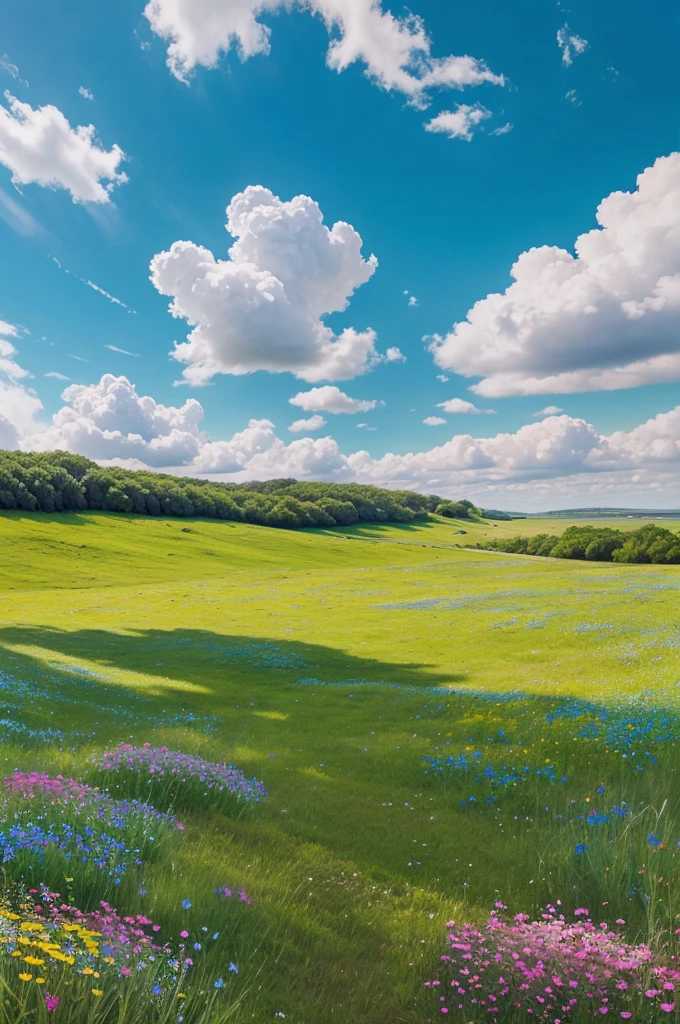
(557, 25, 588, 67)
(429, 153, 680, 396)
(144, 0, 503, 107)
(608, 407, 680, 464)
(0, 413, 18, 449)
(23, 374, 205, 467)
(289, 414, 326, 432)
(350, 414, 607, 489)
(192, 418, 347, 478)
(384, 346, 406, 362)
(151, 186, 384, 385)
(191, 418, 278, 472)
(423, 415, 446, 426)
(533, 405, 563, 417)
(289, 385, 377, 414)
(437, 397, 495, 415)
(425, 103, 490, 141)
(0, 322, 29, 381)
(0, 323, 44, 439)
(0, 93, 127, 203)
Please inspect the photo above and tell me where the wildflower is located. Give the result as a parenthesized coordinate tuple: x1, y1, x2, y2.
(182, 900, 192, 910)
(214, 978, 225, 989)
(575, 844, 588, 855)
(44, 994, 60, 1012)
(661, 1005, 676, 1013)
(92, 989, 103, 997)
(229, 962, 239, 973)
(19, 974, 32, 982)
(648, 833, 663, 848)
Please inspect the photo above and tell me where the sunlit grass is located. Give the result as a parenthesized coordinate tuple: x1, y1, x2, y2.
(0, 511, 679, 1021)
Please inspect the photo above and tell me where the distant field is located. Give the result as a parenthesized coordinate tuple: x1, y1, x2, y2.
(1, 510, 680, 1022)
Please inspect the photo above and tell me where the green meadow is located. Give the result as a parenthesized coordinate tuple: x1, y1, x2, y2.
(1, 510, 680, 1023)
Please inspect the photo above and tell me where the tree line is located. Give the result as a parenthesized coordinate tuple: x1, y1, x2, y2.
(0, 450, 478, 530)
(476, 524, 680, 564)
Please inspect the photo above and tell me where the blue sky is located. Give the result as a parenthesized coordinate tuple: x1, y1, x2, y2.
(0, 0, 679, 509)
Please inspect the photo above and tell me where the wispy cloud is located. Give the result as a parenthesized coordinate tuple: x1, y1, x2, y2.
(68, 354, 89, 363)
(0, 54, 28, 87)
(557, 25, 588, 67)
(78, 86, 95, 100)
(104, 344, 140, 356)
(0, 187, 42, 236)
(48, 256, 136, 313)
(490, 122, 513, 136)
(44, 372, 71, 381)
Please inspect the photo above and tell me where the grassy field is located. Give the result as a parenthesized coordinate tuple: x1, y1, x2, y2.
(1, 510, 680, 1022)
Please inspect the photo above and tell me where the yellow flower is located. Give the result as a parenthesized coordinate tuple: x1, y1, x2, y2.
(35, 978, 45, 985)
(177, 993, 186, 999)
(82, 968, 94, 976)
(92, 989, 103, 997)
(23, 956, 45, 966)
(19, 973, 32, 982)
(11, 951, 22, 958)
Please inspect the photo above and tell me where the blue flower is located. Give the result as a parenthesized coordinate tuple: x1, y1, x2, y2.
(214, 978, 225, 989)
(182, 899, 192, 910)
(648, 833, 663, 847)
(596, 784, 605, 793)
(153, 984, 162, 995)
(229, 962, 239, 974)
(574, 844, 588, 855)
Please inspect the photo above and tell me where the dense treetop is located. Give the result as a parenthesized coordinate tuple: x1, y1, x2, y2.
(0, 450, 471, 530)
(476, 523, 680, 564)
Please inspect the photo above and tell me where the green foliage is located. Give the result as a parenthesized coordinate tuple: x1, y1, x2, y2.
(0, 451, 470, 530)
(477, 522, 680, 563)
(435, 499, 481, 520)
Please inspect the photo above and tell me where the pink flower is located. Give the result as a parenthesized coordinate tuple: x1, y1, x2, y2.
(661, 1005, 676, 1013)
(620, 1014, 632, 1019)
(44, 995, 60, 1013)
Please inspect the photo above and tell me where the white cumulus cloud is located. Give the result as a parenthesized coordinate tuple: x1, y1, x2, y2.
(429, 153, 680, 397)
(143, 0, 503, 110)
(425, 103, 491, 141)
(533, 405, 563, 417)
(151, 186, 383, 385)
(437, 397, 495, 415)
(8, 368, 680, 504)
(22, 374, 205, 467)
(423, 415, 446, 426)
(289, 385, 378, 414)
(0, 93, 127, 203)
(288, 414, 327, 433)
(0, 321, 44, 439)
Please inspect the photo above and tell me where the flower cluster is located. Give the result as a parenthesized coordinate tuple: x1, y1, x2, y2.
(428, 904, 679, 1020)
(93, 744, 268, 805)
(4, 771, 184, 831)
(0, 820, 139, 882)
